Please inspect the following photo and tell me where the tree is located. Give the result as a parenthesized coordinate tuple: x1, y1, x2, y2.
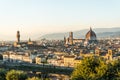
(6, 70, 28, 80)
(71, 56, 107, 80)
(0, 68, 7, 80)
(27, 77, 50, 80)
(0, 54, 3, 60)
(103, 59, 120, 80)
(27, 77, 41, 80)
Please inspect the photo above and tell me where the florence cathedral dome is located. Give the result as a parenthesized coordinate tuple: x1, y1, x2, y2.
(85, 27, 97, 41)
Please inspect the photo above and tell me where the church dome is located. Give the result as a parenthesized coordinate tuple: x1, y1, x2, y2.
(85, 27, 97, 40)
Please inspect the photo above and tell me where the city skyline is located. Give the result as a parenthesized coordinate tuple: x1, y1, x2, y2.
(0, 0, 120, 40)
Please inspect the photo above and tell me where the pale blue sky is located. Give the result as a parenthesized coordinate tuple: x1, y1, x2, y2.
(0, 0, 120, 40)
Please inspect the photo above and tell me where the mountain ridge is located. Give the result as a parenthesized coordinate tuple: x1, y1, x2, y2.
(38, 27, 120, 40)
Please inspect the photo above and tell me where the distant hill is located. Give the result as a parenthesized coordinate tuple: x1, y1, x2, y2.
(38, 27, 120, 40)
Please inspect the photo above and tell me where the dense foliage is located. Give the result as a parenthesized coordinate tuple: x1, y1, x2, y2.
(0, 69, 50, 80)
(103, 60, 120, 80)
(71, 56, 120, 80)
(27, 77, 41, 80)
(0, 69, 7, 80)
(6, 70, 28, 80)
(27, 77, 50, 80)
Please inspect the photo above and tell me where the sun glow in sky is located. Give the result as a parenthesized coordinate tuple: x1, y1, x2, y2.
(0, 0, 120, 40)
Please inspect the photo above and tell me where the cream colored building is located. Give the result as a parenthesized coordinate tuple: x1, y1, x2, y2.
(35, 56, 48, 64)
(64, 56, 82, 67)
(105, 49, 113, 61)
(35, 56, 41, 64)
(23, 56, 32, 63)
(2, 51, 33, 63)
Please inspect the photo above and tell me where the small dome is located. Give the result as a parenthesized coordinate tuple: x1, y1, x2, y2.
(86, 27, 96, 40)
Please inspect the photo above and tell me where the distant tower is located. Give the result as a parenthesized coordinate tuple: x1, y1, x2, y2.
(16, 31, 20, 42)
(28, 38, 33, 45)
(69, 32, 73, 45)
(29, 38, 31, 42)
(64, 36, 66, 44)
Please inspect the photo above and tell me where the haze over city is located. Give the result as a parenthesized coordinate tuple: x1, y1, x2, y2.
(0, 1, 120, 80)
(0, 0, 120, 40)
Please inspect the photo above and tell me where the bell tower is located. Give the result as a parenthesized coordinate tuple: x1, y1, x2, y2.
(69, 32, 73, 45)
(17, 31, 20, 42)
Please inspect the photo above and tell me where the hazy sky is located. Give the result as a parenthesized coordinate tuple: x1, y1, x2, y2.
(0, 0, 120, 40)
